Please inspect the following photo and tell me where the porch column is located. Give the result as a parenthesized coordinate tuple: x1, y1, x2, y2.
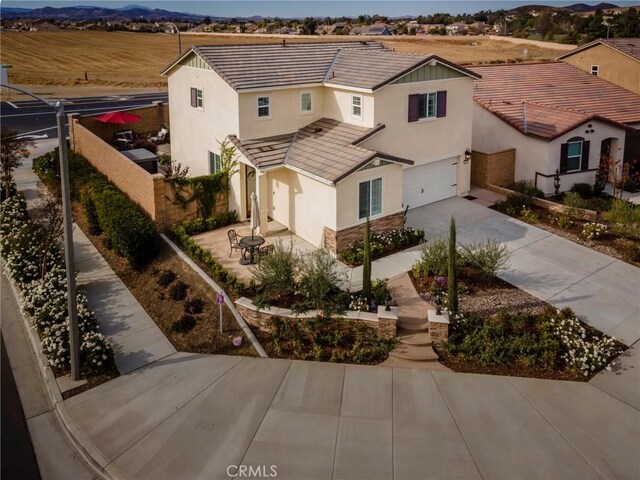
(256, 170, 269, 236)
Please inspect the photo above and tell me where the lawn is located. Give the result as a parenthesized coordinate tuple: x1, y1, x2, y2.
(0, 31, 563, 87)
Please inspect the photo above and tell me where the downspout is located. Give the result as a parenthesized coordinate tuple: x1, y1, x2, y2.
(522, 101, 528, 134)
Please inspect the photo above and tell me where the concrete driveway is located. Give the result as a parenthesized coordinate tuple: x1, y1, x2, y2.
(406, 197, 640, 345)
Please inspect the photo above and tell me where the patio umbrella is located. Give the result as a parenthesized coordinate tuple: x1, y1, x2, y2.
(93, 111, 141, 124)
(250, 192, 260, 240)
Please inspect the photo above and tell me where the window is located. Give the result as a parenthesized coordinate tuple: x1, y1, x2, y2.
(358, 178, 382, 219)
(351, 95, 362, 118)
(408, 91, 446, 122)
(591, 65, 599, 76)
(257, 96, 270, 118)
(566, 141, 582, 171)
(209, 152, 221, 174)
(190, 87, 203, 109)
(418, 92, 437, 119)
(300, 92, 313, 114)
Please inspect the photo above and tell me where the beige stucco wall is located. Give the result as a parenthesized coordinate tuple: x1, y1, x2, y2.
(561, 44, 640, 94)
(268, 167, 337, 248)
(335, 163, 404, 230)
(323, 88, 376, 128)
(238, 86, 326, 139)
(168, 66, 239, 177)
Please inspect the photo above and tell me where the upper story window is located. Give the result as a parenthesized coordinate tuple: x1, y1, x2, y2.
(408, 91, 447, 122)
(209, 151, 221, 174)
(560, 136, 590, 173)
(591, 65, 599, 76)
(190, 87, 203, 109)
(300, 92, 313, 114)
(257, 96, 271, 118)
(358, 177, 382, 219)
(351, 95, 363, 118)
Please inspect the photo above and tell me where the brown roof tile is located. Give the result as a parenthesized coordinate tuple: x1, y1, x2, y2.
(469, 62, 640, 140)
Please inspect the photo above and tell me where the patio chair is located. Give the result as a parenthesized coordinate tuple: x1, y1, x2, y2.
(257, 244, 274, 263)
(149, 128, 168, 144)
(227, 229, 243, 257)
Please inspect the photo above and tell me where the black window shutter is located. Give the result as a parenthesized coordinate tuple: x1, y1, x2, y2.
(436, 90, 447, 117)
(560, 143, 569, 173)
(190, 87, 197, 107)
(408, 94, 419, 122)
(581, 140, 590, 171)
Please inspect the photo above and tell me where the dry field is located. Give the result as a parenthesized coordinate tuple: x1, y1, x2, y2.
(0, 31, 564, 88)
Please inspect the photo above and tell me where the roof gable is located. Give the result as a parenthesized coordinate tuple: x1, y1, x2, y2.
(557, 38, 640, 63)
(391, 61, 466, 85)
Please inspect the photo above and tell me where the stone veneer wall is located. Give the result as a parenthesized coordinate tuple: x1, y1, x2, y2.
(324, 211, 405, 253)
(471, 149, 516, 188)
(235, 297, 397, 340)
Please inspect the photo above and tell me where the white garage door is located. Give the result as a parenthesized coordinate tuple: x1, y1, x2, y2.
(402, 158, 457, 209)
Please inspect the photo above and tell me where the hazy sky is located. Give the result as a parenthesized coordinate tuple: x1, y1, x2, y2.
(4, 1, 637, 17)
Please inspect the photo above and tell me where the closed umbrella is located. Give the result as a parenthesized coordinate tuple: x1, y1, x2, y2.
(250, 192, 260, 239)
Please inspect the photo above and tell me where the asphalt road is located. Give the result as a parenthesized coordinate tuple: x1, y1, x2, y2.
(0, 92, 168, 138)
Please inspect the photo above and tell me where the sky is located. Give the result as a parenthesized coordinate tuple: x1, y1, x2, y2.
(4, 0, 638, 17)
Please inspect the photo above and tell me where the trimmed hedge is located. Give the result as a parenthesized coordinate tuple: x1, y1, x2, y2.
(33, 148, 159, 269)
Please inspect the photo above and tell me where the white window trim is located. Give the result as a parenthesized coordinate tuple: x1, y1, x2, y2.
(196, 88, 204, 110)
(417, 91, 437, 121)
(209, 151, 222, 174)
(351, 94, 363, 119)
(299, 91, 314, 115)
(566, 140, 582, 172)
(591, 65, 599, 76)
(256, 95, 271, 120)
(358, 176, 384, 221)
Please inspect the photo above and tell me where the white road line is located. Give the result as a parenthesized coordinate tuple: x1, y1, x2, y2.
(6, 101, 18, 109)
(12, 125, 60, 138)
(1, 103, 155, 118)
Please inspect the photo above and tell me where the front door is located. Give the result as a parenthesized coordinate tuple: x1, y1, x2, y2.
(246, 167, 256, 218)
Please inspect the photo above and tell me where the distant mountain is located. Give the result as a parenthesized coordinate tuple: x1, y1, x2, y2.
(0, 4, 203, 21)
(508, 2, 618, 14)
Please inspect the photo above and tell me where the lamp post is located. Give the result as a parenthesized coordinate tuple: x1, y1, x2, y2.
(1, 83, 81, 381)
(166, 22, 182, 55)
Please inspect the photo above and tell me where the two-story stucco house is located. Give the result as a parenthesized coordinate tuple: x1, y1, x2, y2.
(161, 41, 479, 252)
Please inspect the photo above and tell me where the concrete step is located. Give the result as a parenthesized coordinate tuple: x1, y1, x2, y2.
(397, 317, 430, 331)
(389, 344, 439, 362)
(398, 332, 432, 347)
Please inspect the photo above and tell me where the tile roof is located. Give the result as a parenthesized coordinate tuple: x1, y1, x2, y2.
(557, 38, 640, 62)
(163, 42, 479, 91)
(228, 118, 413, 183)
(468, 62, 640, 140)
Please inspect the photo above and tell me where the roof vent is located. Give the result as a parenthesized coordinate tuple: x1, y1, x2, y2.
(282, 39, 286, 47)
(503, 100, 512, 105)
(314, 127, 323, 134)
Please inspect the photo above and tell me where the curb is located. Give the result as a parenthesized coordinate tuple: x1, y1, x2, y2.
(3, 270, 117, 480)
(161, 234, 268, 358)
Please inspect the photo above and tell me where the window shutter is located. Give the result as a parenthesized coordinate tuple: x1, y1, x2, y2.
(560, 143, 569, 173)
(436, 90, 447, 117)
(190, 87, 197, 107)
(581, 140, 590, 171)
(359, 182, 370, 219)
(408, 94, 419, 122)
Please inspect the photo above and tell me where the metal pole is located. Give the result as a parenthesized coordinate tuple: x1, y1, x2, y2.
(167, 22, 181, 55)
(55, 101, 81, 381)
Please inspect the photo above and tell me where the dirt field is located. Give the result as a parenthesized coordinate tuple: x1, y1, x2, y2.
(0, 31, 563, 88)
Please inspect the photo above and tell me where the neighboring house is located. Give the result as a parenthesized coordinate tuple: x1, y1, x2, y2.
(556, 38, 640, 94)
(446, 23, 468, 35)
(356, 23, 392, 36)
(469, 62, 640, 195)
(326, 23, 352, 35)
(161, 41, 479, 252)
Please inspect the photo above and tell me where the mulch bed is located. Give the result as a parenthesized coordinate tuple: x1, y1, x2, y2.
(72, 203, 258, 359)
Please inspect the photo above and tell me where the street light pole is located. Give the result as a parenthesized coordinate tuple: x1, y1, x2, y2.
(167, 22, 181, 55)
(1, 83, 81, 380)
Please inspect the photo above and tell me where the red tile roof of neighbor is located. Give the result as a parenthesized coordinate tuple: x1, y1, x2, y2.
(468, 62, 640, 140)
(557, 38, 640, 62)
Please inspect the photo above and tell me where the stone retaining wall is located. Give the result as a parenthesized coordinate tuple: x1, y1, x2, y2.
(235, 297, 397, 339)
(324, 211, 405, 253)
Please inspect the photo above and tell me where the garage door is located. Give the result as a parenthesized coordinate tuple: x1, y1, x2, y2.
(402, 158, 457, 209)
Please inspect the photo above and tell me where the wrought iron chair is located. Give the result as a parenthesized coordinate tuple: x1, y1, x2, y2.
(256, 244, 274, 263)
(227, 229, 244, 257)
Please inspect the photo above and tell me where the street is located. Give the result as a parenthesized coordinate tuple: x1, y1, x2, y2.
(0, 91, 168, 138)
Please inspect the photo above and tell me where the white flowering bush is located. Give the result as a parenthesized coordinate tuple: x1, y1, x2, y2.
(1, 194, 113, 374)
(339, 227, 425, 265)
(581, 222, 608, 241)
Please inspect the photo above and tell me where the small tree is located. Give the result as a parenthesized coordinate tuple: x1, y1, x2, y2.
(32, 188, 64, 278)
(553, 169, 561, 200)
(1, 127, 34, 200)
(447, 217, 458, 314)
(362, 217, 372, 304)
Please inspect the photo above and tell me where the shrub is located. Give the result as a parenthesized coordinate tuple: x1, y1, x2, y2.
(177, 210, 239, 236)
(570, 183, 593, 199)
(520, 206, 539, 224)
(554, 215, 573, 230)
(581, 222, 607, 241)
(80, 188, 101, 235)
(184, 297, 205, 315)
(171, 314, 196, 333)
(622, 240, 640, 263)
(563, 191, 585, 210)
(603, 199, 640, 237)
(338, 227, 424, 266)
(298, 250, 346, 312)
(448, 218, 458, 314)
(461, 238, 511, 280)
(169, 280, 188, 301)
(512, 180, 544, 198)
(251, 240, 298, 299)
(413, 237, 449, 277)
(157, 269, 176, 287)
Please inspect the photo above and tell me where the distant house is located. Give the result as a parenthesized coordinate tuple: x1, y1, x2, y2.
(469, 63, 640, 195)
(243, 23, 259, 34)
(468, 22, 489, 35)
(423, 24, 445, 34)
(326, 22, 352, 35)
(446, 23, 468, 35)
(556, 38, 640, 95)
(356, 23, 392, 36)
(30, 22, 60, 31)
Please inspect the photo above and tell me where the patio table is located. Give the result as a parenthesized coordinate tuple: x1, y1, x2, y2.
(239, 236, 265, 265)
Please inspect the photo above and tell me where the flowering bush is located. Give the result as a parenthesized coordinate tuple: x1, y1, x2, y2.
(581, 222, 608, 241)
(0, 194, 113, 374)
(340, 227, 425, 266)
(520, 206, 539, 224)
